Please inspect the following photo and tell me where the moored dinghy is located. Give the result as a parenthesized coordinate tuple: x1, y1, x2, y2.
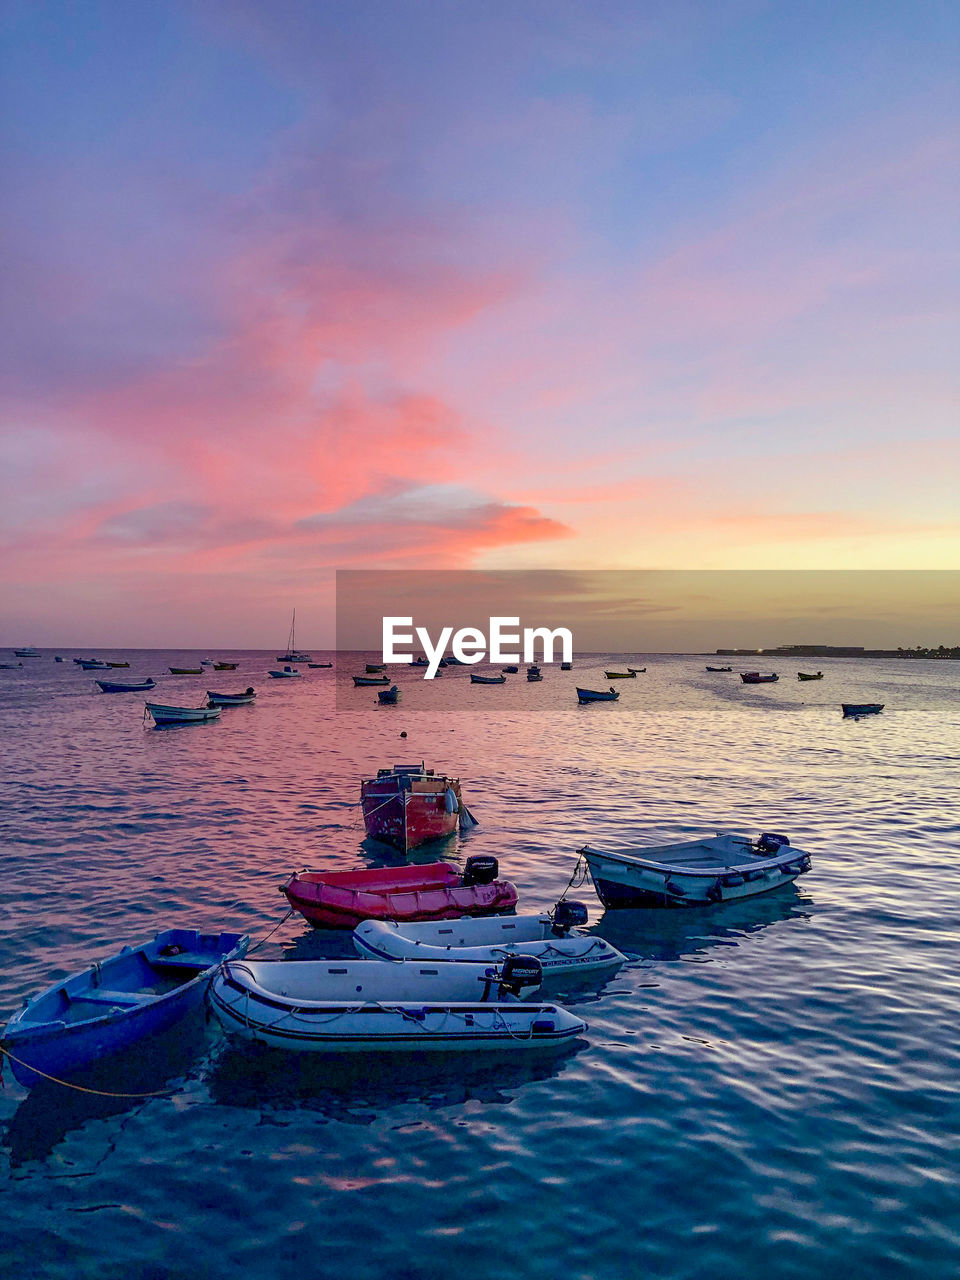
(740, 671, 778, 683)
(377, 685, 400, 704)
(353, 900, 626, 976)
(282, 857, 517, 929)
(270, 665, 301, 678)
(842, 703, 884, 717)
(96, 677, 156, 693)
(706, 665, 732, 672)
(353, 674, 389, 686)
(471, 673, 506, 684)
(605, 669, 636, 679)
(577, 687, 620, 703)
(1, 928, 248, 1088)
(580, 832, 812, 908)
(169, 666, 203, 675)
(206, 687, 256, 706)
(209, 955, 585, 1053)
(145, 701, 222, 725)
(798, 671, 823, 680)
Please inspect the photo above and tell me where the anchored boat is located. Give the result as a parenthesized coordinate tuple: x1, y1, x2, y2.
(740, 672, 778, 683)
(527, 665, 543, 681)
(580, 832, 811, 908)
(361, 762, 466, 852)
(353, 900, 626, 976)
(353, 674, 389, 686)
(798, 671, 823, 681)
(146, 701, 222, 726)
(213, 661, 238, 671)
(377, 685, 400, 704)
(277, 608, 310, 663)
(842, 703, 884, 717)
(209, 955, 585, 1053)
(96, 677, 156, 693)
(604, 670, 635, 679)
(169, 666, 202, 675)
(206, 687, 256, 706)
(1, 929, 248, 1088)
(270, 665, 301, 678)
(706, 665, 732, 672)
(282, 857, 516, 930)
(471, 673, 506, 684)
(577, 687, 619, 703)
(79, 659, 112, 670)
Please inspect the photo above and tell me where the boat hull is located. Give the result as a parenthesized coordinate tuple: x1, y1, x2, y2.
(97, 679, 156, 693)
(2, 930, 247, 1088)
(842, 704, 884, 716)
(582, 834, 811, 909)
(353, 918, 626, 975)
(283, 864, 518, 929)
(146, 702, 221, 724)
(206, 691, 256, 705)
(210, 961, 583, 1053)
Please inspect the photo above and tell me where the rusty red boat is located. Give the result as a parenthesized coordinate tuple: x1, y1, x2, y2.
(280, 857, 518, 930)
(361, 762, 465, 853)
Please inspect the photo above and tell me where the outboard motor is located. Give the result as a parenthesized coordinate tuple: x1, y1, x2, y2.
(462, 855, 498, 887)
(550, 900, 589, 937)
(757, 832, 790, 854)
(497, 954, 543, 997)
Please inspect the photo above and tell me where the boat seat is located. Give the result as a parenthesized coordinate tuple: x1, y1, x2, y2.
(72, 989, 155, 1006)
(149, 952, 210, 969)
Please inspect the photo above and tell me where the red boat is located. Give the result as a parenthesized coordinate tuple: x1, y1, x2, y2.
(740, 672, 779, 683)
(280, 858, 518, 929)
(361, 763, 463, 852)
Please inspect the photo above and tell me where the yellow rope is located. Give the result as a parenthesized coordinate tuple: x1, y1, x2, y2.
(0, 1044, 177, 1099)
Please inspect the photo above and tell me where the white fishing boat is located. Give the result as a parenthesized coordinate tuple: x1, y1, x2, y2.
(269, 665, 301, 678)
(353, 901, 626, 976)
(13, 646, 41, 658)
(145, 701, 222, 726)
(580, 832, 811, 908)
(209, 956, 586, 1053)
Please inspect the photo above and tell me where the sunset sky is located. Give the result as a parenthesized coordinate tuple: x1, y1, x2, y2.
(1, 1, 957, 646)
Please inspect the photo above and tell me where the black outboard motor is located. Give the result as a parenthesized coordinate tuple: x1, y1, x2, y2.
(757, 832, 790, 854)
(550, 900, 589, 937)
(498, 954, 543, 997)
(462, 855, 499, 887)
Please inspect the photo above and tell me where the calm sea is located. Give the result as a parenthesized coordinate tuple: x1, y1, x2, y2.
(1, 652, 958, 1279)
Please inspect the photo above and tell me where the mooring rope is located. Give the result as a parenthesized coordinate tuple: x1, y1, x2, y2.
(0, 1044, 178, 1099)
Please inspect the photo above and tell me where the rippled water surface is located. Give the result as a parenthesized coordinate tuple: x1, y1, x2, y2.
(2, 652, 958, 1279)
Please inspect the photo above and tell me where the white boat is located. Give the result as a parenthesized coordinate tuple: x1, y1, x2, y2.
(13, 646, 41, 658)
(145, 701, 222, 726)
(580, 832, 812, 908)
(269, 665, 301, 678)
(209, 957, 586, 1053)
(353, 901, 626, 976)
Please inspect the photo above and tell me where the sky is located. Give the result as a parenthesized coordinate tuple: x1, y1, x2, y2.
(1, 0, 957, 646)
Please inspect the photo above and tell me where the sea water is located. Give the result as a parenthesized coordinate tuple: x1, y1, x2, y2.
(1, 653, 958, 1278)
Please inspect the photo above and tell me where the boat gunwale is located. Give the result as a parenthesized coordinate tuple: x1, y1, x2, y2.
(579, 839, 808, 878)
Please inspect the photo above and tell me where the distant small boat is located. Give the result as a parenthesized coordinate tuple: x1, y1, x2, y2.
(146, 702, 222, 725)
(200, 659, 215, 667)
(169, 666, 202, 675)
(307, 662, 332, 668)
(561, 661, 572, 671)
(79, 659, 112, 670)
(842, 703, 884, 717)
(527, 665, 543, 681)
(581, 832, 811, 909)
(96, 677, 156, 693)
(0, 662, 22, 669)
(706, 665, 732, 672)
(740, 672, 778, 683)
(627, 667, 646, 674)
(13, 646, 40, 658)
(213, 661, 238, 671)
(277, 608, 310, 663)
(445, 655, 468, 666)
(471, 673, 506, 684)
(798, 672, 823, 681)
(72, 657, 83, 664)
(282, 858, 517, 930)
(577, 687, 620, 703)
(377, 685, 400, 704)
(206, 687, 256, 706)
(605, 670, 635, 679)
(353, 674, 389, 686)
(413, 656, 429, 666)
(106, 661, 130, 668)
(501, 665, 519, 674)
(2, 928, 248, 1088)
(366, 663, 386, 674)
(54, 656, 65, 663)
(270, 666, 301, 679)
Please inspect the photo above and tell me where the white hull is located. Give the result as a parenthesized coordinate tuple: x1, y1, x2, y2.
(146, 702, 221, 725)
(581, 832, 812, 908)
(353, 917, 626, 975)
(209, 959, 585, 1053)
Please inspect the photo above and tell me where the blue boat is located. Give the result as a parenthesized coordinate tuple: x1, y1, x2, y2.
(577, 687, 620, 703)
(377, 685, 400, 704)
(842, 703, 884, 717)
(1, 928, 248, 1088)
